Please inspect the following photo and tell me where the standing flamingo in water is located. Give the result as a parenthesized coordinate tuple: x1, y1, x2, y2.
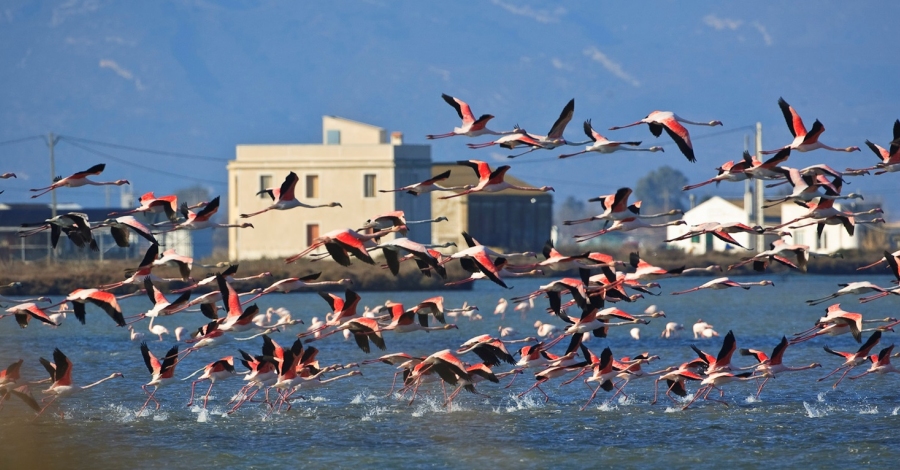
(30, 163, 129, 198)
(609, 111, 722, 162)
(761, 97, 860, 155)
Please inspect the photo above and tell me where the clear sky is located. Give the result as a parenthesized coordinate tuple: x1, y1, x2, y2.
(1, 1, 896, 213)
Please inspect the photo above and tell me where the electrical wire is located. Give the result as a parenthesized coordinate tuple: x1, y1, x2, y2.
(59, 140, 226, 186)
(59, 135, 228, 162)
(0, 135, 44, 146)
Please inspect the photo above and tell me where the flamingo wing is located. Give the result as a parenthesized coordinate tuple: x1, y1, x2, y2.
(71, 163, 106, 179)
(52, 348, 72, 386)
(194, 196, 220, 221)
(659, 118, 695, 162)
(442, 94, 475, 124)
(778, 97, 807, 137)
(770, 336, 789, 366)
(802, 120, 825, 145)
(140, 342, 161, 374)
(547, 99, 575, 139)
(278, 172, 299, 202)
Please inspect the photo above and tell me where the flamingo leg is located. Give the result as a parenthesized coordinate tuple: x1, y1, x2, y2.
(580, 383, 602, 411)
(187, 379, 200, 407)
(137, 385, 159, 415)
(203, 382, 215, 409)
(832, 367, 855, 389)
(517, 379, 547, 399)
(34, 395, 59, 420)
(817, 365, 847, 382)
(756, 377, 770, 398)
(681, 385, 708, 410)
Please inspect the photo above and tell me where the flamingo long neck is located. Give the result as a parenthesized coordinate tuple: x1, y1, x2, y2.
(406, 217, 445, 225)
(82, 374, 119, 390)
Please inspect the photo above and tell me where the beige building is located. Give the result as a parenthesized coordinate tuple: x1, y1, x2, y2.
(431, 163, 553, 252)
(227, 116, 431, 260)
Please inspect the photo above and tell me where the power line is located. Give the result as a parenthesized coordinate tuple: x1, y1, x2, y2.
(0, 135, 43, 147)
(59, 135, 228, 162)
(59, 139, 226, 186)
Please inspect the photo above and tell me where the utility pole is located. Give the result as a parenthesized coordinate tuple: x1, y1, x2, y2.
(47, 132, 59, 218)
(743, 134, 753, 250)
(755, 122, 765, 251)
(46, 132, 60, 261)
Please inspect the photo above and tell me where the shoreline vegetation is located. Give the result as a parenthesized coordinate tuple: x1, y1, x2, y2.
(0, 247, 891, 296)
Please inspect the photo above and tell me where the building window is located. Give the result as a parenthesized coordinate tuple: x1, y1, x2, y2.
(306, 224, 320, 247)
(306, 174, 319, 199)
(259, 174, 273, 198)
(326, 130, 341, 145)
(364, 174, 376, 198)
(691, 235, 700, 244)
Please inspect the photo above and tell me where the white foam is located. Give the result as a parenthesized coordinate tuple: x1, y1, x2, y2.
(744, 395, 761, 404)
(817, 391, 828, 403)
(859, 405, 878, 415)
(664, 406, 681, 413)
(892, 406, 900, 416)
(153, 412, 168, 421)
(595, 401, 618, 412)
(803, 401, 828, 418)
(493, 393, 545, 413)
(361, 405, 389, 421)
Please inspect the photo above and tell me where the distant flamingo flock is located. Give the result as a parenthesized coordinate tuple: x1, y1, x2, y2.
(0, 94, 898, 416)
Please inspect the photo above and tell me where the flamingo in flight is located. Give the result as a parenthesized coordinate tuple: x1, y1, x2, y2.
(138, 343, 179, 415)
(379, 170, 472, 196)
(241, 172, 342, 218)
(19, 212, 98, 251)
(741, 336, 821, 398)
(671, 277, 774, 295)
(30, 163, 129, 198)
(60, 288, 126, 327)
(184, 356, 237, 409)
(504, 99, 590, 158)
(609, 111, 723, 162)
(558, 119, 663, 159)
(847, 120, 900, 175)
(761, 97, 860, 155)
(564, 187, 682, 226)
(109, 192, 205, 222)
(426, 94, 510, 139)
(848, 344, 900, 381)
(665, 221, 763, 249)
(818, 330, 882, 388)
(94, 215, 159, 247)
(285, 226, 400, 265)
(37, 348, 124, 418)
(682, 155, 757, 190)
(439, 160, 553, 200)
(157, 196, 253, 232)
(2, 303, 57, 328)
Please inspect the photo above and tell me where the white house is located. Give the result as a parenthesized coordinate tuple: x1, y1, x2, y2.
(781, 203, 858, 254)
(666, 196, 779, 254)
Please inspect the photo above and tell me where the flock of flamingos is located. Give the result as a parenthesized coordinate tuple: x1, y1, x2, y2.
(1, 93, 900, 418)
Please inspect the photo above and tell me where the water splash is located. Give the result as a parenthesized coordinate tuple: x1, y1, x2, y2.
(361, 405, 390, 421)
(817, 391, 828, 403)
(803, 401, 828, 418)
(892, 406, 900, 416)
(106, 404, 137, 423)
(664, 406, 681, 413)
(859, 405, 878, 415)
(196, 408, 210, 423)
(153, 412, 168, 421)
(493, 393, 545, 413)
(411, 395, 468, 417)
(595, 401, 618, 412)
(744, 395, 761, 404)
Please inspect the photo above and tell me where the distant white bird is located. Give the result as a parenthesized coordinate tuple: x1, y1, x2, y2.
(661, 322, 684, 339)
(128, 325, 145, 341)
(630, 328, 641, 341)
(148, 317, 169, 341)
(498, 326, 518, 338)
(174, 326, 187, 342)
(693, 320, 714, 339)
(533, 320, 560, 338)
(494, 298, 508, 318)
(701, 328, 720, 339)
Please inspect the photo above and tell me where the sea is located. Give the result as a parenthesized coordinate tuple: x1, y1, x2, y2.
(0, 273, 897, 469)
